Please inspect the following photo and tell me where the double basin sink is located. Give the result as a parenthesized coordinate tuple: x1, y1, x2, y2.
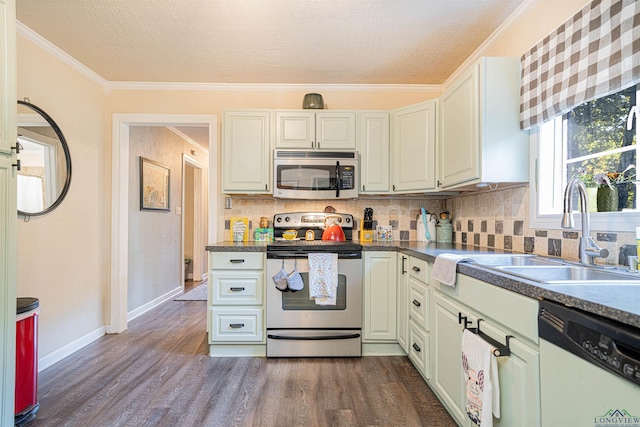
(469, 254, 640, 285)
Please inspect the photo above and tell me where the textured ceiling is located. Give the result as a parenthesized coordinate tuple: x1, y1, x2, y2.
(16, 0, 524, 85)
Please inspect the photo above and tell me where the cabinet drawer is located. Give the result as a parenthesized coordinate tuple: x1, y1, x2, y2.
(408, 320, 430, 379)
(409, 278, 429, 330)
(210, 252, 264, 270)
(210, 308, 264, 342)
(409, 257, 429, 284)
(210, 272, 263, 305)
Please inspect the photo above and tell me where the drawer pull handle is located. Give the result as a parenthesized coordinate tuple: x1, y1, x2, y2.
(230, 259, 245, 263)
(412, 266, 420, 272)
(412, 299, 421, 307)
(229, 323, 245, 329)
(229, 287, 245, 292)
(412, 343, 421, 352)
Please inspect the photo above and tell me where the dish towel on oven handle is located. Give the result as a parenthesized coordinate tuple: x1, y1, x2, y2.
(308, 253, 338, 305)
(461, 328, 500, 427)
(431, 253, 476, 287)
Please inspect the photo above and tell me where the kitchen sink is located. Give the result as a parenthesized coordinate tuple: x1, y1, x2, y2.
(469, 254, 563, 267)
(494, 265, 640, 284)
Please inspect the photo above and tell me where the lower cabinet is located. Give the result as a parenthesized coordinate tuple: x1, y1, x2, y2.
(396, 253, 409, 352)
(363, 252, 397, 342)
(208, 252, 266, 356)
(430, 273, 541, 427)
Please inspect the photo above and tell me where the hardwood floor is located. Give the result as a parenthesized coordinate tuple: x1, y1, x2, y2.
(31, 296, 456, 427)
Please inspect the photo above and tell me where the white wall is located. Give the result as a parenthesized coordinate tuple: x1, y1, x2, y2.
(16, 35, 108, 364)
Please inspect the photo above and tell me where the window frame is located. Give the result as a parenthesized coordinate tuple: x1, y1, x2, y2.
(529, 116, 640, 233)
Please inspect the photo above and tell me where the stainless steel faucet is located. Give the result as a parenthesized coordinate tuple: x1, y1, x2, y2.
(561, 178, 609, 265)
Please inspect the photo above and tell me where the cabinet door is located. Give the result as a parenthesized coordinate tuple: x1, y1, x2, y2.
(359, 112, 390, 193)
(0, 0, 16, 155)
(392, 100, 437, 192)
(316, 112, 356, 150)
(439, 64, 479, 188)
(396, 253, 409, 352)
(222, 111, 271, 193)
(431, 291, 468, 425)
(275, 111, 314, 149)
(363, 252, 397, 342)
(480, 321, 541, 427)
(0, 1, 17, 423)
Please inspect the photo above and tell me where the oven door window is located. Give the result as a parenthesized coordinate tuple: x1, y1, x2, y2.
(281, 273, 346, 310)
(276, 165, 336, 191)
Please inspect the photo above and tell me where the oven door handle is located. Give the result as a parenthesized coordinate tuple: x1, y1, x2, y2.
(267, 333, 361, 341)
(267, 252, 361, 259)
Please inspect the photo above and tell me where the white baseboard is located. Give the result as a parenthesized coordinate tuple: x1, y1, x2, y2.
(40, 287, 184, 372)
(39, 326, 105, 372)
(127, 286, 183, 322)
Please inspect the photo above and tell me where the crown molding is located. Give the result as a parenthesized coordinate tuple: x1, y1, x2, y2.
(442, 0, 541, 89)
(16, 21, 112, 94)
(107, 81, 442, 92)
(166, 126, 210, 153)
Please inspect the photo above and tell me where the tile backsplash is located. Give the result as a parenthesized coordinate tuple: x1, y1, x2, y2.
(223, 185, 637, 267)
(447, 186, 637, 267)
(223, 197, 446, 241)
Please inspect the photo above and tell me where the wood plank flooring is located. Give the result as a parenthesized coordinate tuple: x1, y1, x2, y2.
(31, 295, 456, 427)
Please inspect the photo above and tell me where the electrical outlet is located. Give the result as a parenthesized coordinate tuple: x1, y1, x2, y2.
(175, 206, 182, 215)
(225, 197, 232, 209)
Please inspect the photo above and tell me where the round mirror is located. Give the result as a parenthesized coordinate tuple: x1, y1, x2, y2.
(17, 100, 72, 217)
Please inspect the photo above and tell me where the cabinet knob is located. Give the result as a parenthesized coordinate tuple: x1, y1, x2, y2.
(412, 299, 421, 307)
(229, 323, 245, 329)
(412, 266, 420, 272)
(229, 287, 245, 292)
(412, 343, 421, 352)
(229, 259, 245, 263)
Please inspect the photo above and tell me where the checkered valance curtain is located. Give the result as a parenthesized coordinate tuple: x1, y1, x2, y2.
(520, 0, 640, 130)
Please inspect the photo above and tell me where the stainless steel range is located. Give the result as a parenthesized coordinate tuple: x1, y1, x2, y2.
(266, 212, 362, 357)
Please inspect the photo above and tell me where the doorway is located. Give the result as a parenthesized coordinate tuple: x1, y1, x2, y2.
(182, 154, 204, 287)
(110, 114, 218, 334)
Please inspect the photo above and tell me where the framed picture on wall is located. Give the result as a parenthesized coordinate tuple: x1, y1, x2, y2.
(140, 157, 170, 211)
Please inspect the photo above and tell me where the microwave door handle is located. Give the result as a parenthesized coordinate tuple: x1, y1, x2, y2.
(335, 161, 340, 198)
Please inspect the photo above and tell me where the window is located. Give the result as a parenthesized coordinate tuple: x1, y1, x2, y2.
(531, 84, 639, 232)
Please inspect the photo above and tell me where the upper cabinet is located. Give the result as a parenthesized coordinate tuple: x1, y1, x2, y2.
(0, 0, 16, 155)
(358, 112, 390, 193)
(392, 100, 438, 193)
(439, 57, 528, 189)
(275, 111, 356, 150)
(222, 110, 271, 193)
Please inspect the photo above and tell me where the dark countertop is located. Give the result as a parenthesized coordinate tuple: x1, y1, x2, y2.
(206, 241, 640, 329)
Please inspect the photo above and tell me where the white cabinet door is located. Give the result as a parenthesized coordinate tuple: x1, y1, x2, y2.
(316, 112, 356, 150)
(0, 0, 16, 155)
(431, 291, 468, 425)
(275, 111, 315, 149)
(222, 110, 271, 193)
(440, 65, 479, 188)
(275, 111, 356, 150)
(439, 57, 527, 189)
(396, 253, 409, 352)
(0, 1, 17, 423)
(359, 112, 390, 193)
(363, 252, 397, 342)
(392, 100, 437, 192)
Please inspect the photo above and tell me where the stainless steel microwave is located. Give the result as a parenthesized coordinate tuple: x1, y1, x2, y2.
(273, 151, 359, 199)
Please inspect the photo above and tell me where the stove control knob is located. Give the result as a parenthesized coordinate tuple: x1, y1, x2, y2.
(284, 216, 290, 222)
(276, 217, 282, 223)
(344, 217, 351, 224)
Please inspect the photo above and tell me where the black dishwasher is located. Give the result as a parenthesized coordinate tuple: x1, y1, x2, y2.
(538, 300, 640, 426)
